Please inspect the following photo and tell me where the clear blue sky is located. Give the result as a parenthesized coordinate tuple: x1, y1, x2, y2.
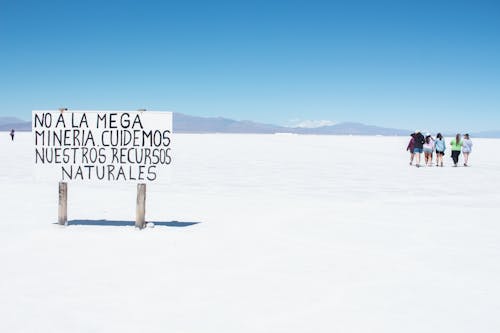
(1, 0, 499, 131)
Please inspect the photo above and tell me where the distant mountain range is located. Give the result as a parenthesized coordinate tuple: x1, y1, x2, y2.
(0, 117, 32, 131)
(174, 113, 411, 136)
(2, 114, 499, 138)
(471, 130, 500, 138)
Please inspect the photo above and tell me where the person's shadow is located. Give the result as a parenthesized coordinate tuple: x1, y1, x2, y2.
(63, 219, 200, 227)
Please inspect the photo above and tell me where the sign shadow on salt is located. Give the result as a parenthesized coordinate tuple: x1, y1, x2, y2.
(61, 220, 200, 227)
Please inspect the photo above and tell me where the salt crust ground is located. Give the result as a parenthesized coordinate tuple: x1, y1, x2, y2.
(1, 132, 499, 333)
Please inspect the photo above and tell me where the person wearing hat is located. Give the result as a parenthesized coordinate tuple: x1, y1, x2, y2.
(412, 131, 425, 167)
(406, 133, 416, 165)
(462, 134, 473, 166)
(450, 133, 463, 167)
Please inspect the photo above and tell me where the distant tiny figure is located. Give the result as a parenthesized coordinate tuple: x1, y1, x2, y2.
(423, 133, 435, 167)
(450, 133, 463, 167)
(462, 134, 473, 167)
(413, 131, 425, 167)
(434, 133, 446, 167)
(406, 133, 416, 165)
(10, 129, 15, 141)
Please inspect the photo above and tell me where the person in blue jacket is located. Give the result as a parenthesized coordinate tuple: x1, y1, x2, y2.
(434, 133, 446, 167)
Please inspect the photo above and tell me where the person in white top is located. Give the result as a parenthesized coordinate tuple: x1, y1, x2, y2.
(422, 133, 435, 167)
(462, 133, 473, 167)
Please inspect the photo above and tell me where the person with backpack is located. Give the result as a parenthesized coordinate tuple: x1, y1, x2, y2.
(450, 133, 463, 167)
(406, 133, 416, 165)
(10, 129, 15, 141)
(434, 133, 446, 167)
(423, 133, 435, 167)
(462, 134, 473, 167)
(413, 131, 425, 167)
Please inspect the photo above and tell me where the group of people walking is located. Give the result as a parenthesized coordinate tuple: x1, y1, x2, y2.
(407, 131, 473, 167)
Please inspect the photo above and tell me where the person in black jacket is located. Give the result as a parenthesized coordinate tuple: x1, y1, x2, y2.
(412, 131, 425, 167)
(10, 129, 15, 141)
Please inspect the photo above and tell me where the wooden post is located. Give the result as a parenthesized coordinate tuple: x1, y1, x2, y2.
(136, 183, 146, 228)
(58, 182, 68, 225)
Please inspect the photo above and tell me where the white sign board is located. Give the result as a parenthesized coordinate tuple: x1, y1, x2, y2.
(33, 110, 172, 182)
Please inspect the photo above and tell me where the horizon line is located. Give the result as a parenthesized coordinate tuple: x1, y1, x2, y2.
(0, 112, 498, 134)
